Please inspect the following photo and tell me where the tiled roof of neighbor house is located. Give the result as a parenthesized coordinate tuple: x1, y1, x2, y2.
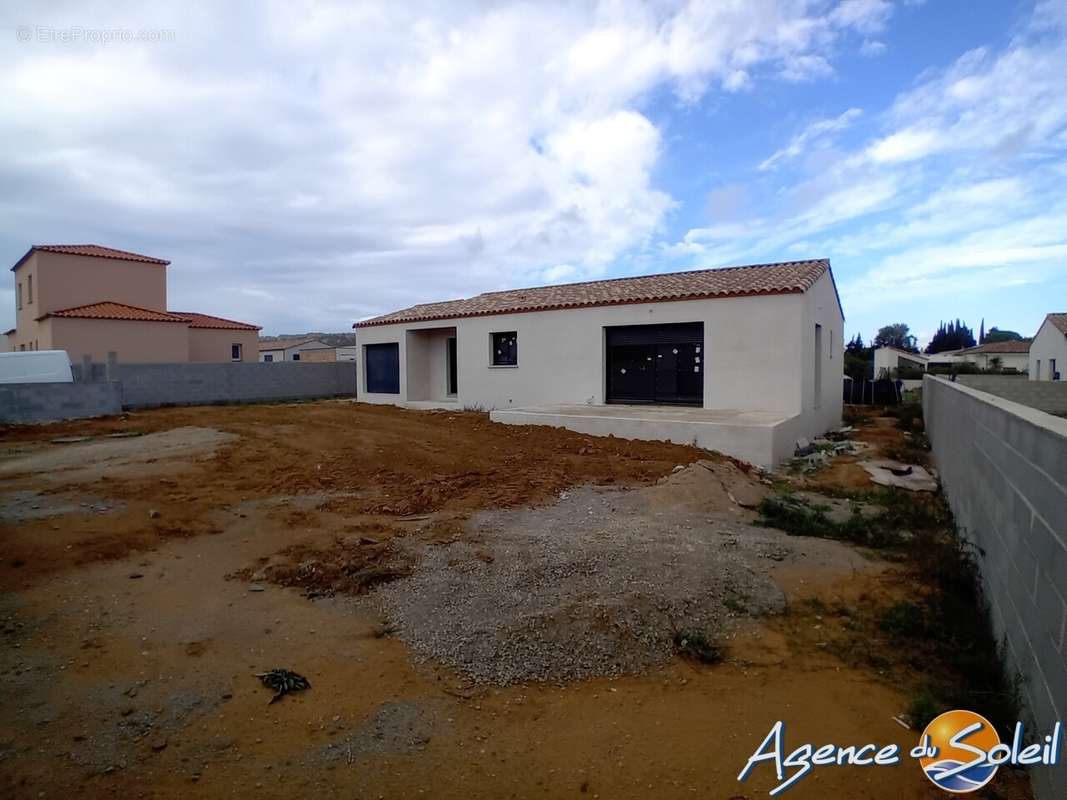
(356, 259, 834, 328)
(12, 244, 170, 270)
(39, 301, 189, 323)
(257, 338, 331, 351)
(1045, 313, 1067, 336)
(958, 339, 1032, 355)
(173, 311, 261, 331)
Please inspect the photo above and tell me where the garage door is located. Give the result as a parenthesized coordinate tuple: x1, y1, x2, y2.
(606, 322, 703, 405)
(365, 343, 400, 394)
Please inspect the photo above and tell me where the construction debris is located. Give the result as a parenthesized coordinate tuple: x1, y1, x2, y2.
(255, 668, 311, 703)
(859, 460, 938, 492)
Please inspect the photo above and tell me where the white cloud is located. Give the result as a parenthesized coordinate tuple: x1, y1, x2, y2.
(760, 107, 863, 170)
(866, 127, 944, 163)
(0, 0, 905, 332)
(665, 0, 1067, 327)
(859, 39, 887, 57)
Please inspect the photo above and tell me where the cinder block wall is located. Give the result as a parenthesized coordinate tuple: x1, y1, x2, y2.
(0, 382, 122, 423)
(924, 375, 1067, 800)
(115, 362, 357, 408)
(957, 375, 1067, 415)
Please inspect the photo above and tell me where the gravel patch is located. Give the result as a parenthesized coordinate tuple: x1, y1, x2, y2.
(369, 465, 819, 685)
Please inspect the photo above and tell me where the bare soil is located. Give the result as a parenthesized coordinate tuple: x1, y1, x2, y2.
(0, 401, 1030, 799)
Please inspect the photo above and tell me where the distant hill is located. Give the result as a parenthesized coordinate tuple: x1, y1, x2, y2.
(258, 332, 358, 347)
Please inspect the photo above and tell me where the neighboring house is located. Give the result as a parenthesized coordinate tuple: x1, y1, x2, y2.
(1030, 313, 1067, 381)
(873, 346, 928, 377)
(4, 244, 259, 363)
(299, 346, 359, 363)
(257, 338, 332, 362)
(354, 259, 843, 466)
(952, 339, 1031, 372)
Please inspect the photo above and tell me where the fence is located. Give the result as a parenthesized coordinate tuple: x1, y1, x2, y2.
(842, 377, 900, 405)
(2, 358, 358, 424)
(956, 375, 1067, 416)
(923, 375, 1067, 800)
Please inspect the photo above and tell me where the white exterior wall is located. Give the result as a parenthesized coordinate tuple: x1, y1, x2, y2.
(802, 271, 846, 435)
(1030, 319, 1067, 381)
(965, 351, 1030, 372)
(359, 292, 811, 410)
(356, 272, 843, 453)
(873, 347, 928, 377)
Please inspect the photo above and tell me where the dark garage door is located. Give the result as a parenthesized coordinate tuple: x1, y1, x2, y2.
(365, 343, 400, 394)
(606, 322, 703, 405)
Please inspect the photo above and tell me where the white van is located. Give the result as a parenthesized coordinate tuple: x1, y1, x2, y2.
(0, 350, 74, 384)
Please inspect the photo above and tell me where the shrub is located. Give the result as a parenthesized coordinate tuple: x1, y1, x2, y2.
(673, 629, 724, 664)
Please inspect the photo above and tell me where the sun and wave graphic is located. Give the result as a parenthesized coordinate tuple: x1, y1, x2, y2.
(919, 710, 1000, 793)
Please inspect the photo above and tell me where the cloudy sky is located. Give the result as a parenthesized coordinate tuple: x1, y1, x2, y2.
(2, 0, 1065, 344)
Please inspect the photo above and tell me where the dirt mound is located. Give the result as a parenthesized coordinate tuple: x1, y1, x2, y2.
(230, 533, 413, 598)
(368, 463, 816, 685)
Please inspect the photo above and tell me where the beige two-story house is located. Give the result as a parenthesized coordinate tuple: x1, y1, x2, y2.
(4, 244, 260, 363)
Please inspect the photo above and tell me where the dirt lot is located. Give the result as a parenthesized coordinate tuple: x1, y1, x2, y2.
(0, 401, 1029, 799)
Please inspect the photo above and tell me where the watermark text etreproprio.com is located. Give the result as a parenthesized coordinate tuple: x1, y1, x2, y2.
(16, 25, 176, 44)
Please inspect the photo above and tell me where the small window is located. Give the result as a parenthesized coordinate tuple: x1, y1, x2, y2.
(17, 282, 22, 310)
(263, 354, 274, 362)
(491, 331, 517, 366)
(27, 275, 33, 304)
(231, 343, 242, 361)
(292, 353, 300, 361)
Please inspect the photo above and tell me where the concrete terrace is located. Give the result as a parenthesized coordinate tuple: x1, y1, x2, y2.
(490, 403, 797, 467)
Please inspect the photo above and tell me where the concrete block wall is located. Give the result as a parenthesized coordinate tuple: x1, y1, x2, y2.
(0, 381, 122, 424)
(115, 362, 357, 409)
(957, 374, 1067, 415)
(924, 375, 1067, 800)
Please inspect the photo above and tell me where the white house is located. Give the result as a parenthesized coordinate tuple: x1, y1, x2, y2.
(354, 259, 844, 467)
(952, 340, 1031, 372)
(258, 338, 332, 362)
(1030, 313, 1067, 381)
(873, 346, 928, 377)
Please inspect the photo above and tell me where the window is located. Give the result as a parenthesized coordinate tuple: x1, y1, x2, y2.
(365, 343, 400, 393)
(292, 353, 300, 361)
(27, 275, 32, 304)
(263, 354, 274, 362)
(491, 331, 517, 366)
(231, 343, 242, 361)
(814, 323, 823, 410)
(1052, 358, 1059, 381)
(17, 282, 22, 310)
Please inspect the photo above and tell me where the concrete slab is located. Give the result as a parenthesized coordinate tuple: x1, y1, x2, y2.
(489, 403, 795, 467)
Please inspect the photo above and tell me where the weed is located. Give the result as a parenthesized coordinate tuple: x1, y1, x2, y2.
(673, 629, 724, 664)
(757, 494, 908, 548)
(888, 403, 924, 432)
(907, 687, 946, 730)
(722, 594, 748, 613)
(879, 601, 928, 638)
(842, 406, 874, 427)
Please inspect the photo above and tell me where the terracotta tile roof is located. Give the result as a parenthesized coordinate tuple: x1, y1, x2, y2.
(39, 301, 189, 323)
(12, 244, 170, 270)
(356, 259, 834, 328)
(173, 311, 261, 331)
(258, 338, 331, 351)
(959, 339, 1032, 354)
(1044, 313, 1067, 336)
